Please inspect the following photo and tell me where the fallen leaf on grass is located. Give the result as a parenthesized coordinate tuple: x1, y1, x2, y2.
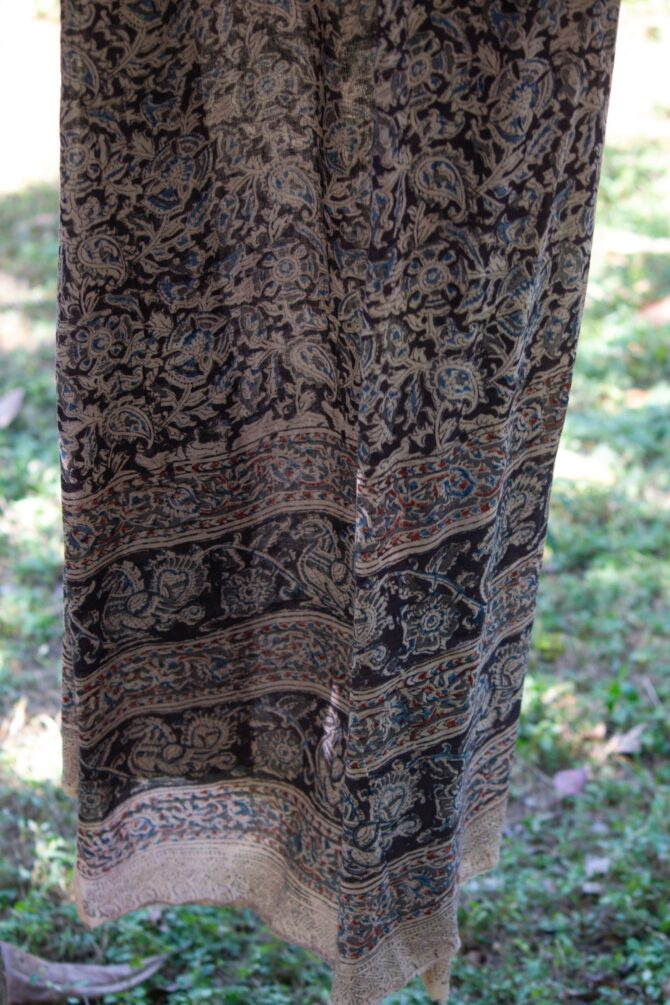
(603, 723, 646, 756)
(552, 767, 590, 798)
(0, 942, 167, 1003)
(638, 294, 670, 327)
(581, 881, 604, 895)
(0, 389, 24, 429)
(584, 855, 611, 877)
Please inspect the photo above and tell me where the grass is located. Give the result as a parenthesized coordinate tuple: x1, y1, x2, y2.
(1, 7, 669, 1005)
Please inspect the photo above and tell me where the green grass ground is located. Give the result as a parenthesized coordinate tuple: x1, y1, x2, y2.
(0, 3, 669, 1003)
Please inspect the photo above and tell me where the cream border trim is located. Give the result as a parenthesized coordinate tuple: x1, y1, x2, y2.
(69, 791, 508, 1005)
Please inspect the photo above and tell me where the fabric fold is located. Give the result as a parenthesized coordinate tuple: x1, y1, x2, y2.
(56, 1, 620, 1001)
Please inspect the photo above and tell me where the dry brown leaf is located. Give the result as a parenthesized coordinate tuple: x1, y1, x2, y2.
(582, 722, 607, 741)
(584, 855, 611, 877)
(552, 767, 590, 798)
(0, 389, 24, 429)
(603, 722, 647, 756)
(639, 294, 670, 327)
(581, 881, 604, 895)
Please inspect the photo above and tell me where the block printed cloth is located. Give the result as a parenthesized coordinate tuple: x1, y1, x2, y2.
(56, 1, 620, 1001)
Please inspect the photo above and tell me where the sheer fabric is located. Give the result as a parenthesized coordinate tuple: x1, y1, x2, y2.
(56, 1, 620, 1001)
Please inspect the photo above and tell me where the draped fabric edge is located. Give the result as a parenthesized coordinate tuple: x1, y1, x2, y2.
(55, 0, 622, 1002)
(65, 777, 506, 1005)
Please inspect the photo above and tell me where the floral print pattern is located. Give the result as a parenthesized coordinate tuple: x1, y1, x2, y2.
(56, 0, 620, 1002)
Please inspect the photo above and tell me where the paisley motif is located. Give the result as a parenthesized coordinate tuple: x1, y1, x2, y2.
(56, 0, 621, 1002)
(77, 235, 126, 282)
(410, 154, 468, 218)
(490, 59, 554, 144)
